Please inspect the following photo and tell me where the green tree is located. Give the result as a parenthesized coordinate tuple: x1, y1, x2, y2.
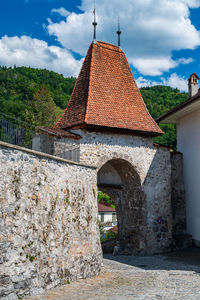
(25, 85, 63, 127)
(0, 66, 75, 119)
(140, 86, 188, 150)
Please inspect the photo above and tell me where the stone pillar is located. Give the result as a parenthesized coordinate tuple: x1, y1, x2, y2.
(170, 152, 186, 234)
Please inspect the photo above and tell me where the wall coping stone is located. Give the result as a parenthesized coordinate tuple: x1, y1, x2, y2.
(0, 141, 96, 169)
(153, 142, 172, 150)
(171, 151, 183, 155)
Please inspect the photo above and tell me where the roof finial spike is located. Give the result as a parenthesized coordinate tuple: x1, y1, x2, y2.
(117, 16, 121, 47)
(93, 7, 97, 41)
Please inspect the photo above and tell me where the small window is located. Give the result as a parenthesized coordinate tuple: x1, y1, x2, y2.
(112, 213, 116, 222)
(101, 213, 104, 222)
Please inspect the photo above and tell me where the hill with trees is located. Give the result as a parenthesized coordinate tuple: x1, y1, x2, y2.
(0, 66, 188, 150)
(140, 86, 188, 150)
(0, 66, 76, 121)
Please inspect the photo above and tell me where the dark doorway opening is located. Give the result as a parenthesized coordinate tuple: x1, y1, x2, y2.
(97, 159, 143, 255)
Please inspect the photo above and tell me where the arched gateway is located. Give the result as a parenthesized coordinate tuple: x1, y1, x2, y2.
(98, 158, 144, 255)
(48, 41, 186, 255)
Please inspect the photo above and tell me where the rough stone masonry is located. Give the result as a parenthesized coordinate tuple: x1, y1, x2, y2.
(69, 129, 186, 255)
(0, 141, 102, 300)
(0, 130, 187, 300)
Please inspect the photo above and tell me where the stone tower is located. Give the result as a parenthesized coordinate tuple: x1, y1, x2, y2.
(52, 41, 185, 255)
(188, 72, 199, 97)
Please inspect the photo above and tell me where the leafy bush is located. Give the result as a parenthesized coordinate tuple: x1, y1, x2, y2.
(98, 190, 116, 208)
(98, 191, 111, 203)
(100, 228, 117, 243)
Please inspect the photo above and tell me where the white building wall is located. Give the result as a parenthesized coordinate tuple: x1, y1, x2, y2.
(98, 212, 115, 223)
(177, 110, 200, 244)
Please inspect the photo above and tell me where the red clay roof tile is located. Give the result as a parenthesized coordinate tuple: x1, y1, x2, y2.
(54, 41, 162, 136)
(98, 203, 116, 212)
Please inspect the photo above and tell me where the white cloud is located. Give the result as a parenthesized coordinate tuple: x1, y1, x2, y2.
(164, 73, 188, 91)
(0, 35, 82, 77)
(177, 57, 194, 65)
(176, 0, 200, 8)
(0, 1, 199, 81)
(47, 0, 200, 76)
(136, 73, 188, 92)
(132, 57, 194, 76)
(136, 76, 160, 88)
(51, 7, 70, 17)
(132, 57, 176, 76)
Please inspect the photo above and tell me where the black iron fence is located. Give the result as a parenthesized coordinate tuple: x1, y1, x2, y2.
(0, 112, 80, 162)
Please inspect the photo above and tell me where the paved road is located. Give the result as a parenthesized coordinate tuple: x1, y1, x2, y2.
(27, 247, 200, 300)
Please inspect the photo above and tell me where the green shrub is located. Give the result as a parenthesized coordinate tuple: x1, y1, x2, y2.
(100, 229, 117, 243)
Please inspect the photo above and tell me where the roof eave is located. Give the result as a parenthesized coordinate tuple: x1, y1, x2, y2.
(157, 92, 200, 124)
(63, 123, 163, 137)
(40, 127, 82, 140)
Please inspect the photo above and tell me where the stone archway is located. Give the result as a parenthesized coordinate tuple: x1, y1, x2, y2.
(97, 158, 146, 255)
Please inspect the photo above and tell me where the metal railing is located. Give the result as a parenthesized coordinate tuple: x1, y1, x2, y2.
(0, 113, 34, 149)
(0, 112, 80, 162)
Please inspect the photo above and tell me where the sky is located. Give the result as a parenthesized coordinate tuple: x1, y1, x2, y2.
(0, 0, 200, 91)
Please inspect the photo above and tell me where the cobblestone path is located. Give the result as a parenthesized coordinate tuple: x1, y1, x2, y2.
(27, 248, 200, 300)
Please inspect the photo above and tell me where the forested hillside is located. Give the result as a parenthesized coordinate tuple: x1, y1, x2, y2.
(0, 66, 188, 150)
(140, 86, 188, 150)
(0, 66, 76, 120)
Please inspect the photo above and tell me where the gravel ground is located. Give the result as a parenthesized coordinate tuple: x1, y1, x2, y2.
(26, 247, 200, 300)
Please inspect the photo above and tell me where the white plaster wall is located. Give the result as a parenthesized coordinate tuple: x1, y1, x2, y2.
(98, 212, 115, 223)
(177, 110, 200, 242)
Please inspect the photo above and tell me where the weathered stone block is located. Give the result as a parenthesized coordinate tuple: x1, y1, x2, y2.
(0, 142, 102, 299)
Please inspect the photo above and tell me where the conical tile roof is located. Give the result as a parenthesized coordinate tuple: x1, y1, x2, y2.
(54, 41, 162, 136)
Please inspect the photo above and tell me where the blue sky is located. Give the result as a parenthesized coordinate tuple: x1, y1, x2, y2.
(0, 0, 200, 91)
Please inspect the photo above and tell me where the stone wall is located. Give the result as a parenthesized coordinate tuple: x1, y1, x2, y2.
(71, 129, 173, 255)
(0, 129, 187, 298)
(170, 152, 186, 233)
(0, 142, 102, 300)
